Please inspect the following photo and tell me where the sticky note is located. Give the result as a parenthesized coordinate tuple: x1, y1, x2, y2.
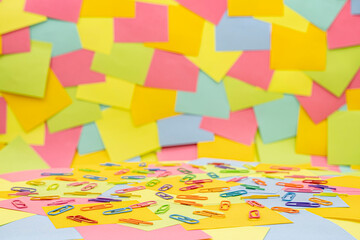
(137, 0, 178, 5)
(76, 76, 135, 109)
(114, 2, 168, 42)
(157, 144, 197, 161)
(270, 23, 327, 70)
(1, 27, 30, 55)
(24, 0, 82, 23)
(311, 156, 340, 172)
(77, 122, 104, 155)
(30, 19, 82, 57)
(352, 0, 360, 14)
(224, 76, 283, 111)
(157, 114, 213, 147)
(145, 5, 205, 56)
(145, 50, 199, 92)
(0, 168, 72, 182)
(0, 98, 6, 134)
(96, 108, 160, 162)
(176, 71, 230, 119)
(2, 70, 72, 132)
(328, 111, 360, 165)
(0, 0, 46, 35)
(228, 0, 284, 16)
(268, 71, 313, 96)
(71, 150, 110, 168)
(131, 86, 178, 126)
(47, 87, 102, 133)
(228, 51, 274, 90)
(216, 13, 271, 51)
(204, 227, 270, 240)
(0, 40, 51, 98)
(329, 219, 360, 240)
(91, 43, 154, 85)
(0, 208, 34, 227)
(346, 89, 360, 110)
(80, 0, 135, 17)
(254, 95, 299, 143)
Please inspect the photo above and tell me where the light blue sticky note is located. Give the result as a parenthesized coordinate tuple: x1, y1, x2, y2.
(176, 71, 230, 119)
(189, 158, 260, 168)
(157, 115, 214, 147)
(0, 215, 82, 240)
(339, 104, 348, 111)
(254, 95, 299, 143)
(285, 0, 346, 30)
(77, 123, 105, 155)
(352, 0, 360, 14)
(30, 19, 82, 57)
(216, 13, 271, 51)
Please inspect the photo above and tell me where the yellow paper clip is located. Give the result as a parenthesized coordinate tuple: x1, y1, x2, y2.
(241, 195, 280, 199)
(26, 181, 45, 186)
(108, 181, 133, 185)
(193, 210, 225, 218)
(30, 195, 60, 201)
(64, 192, 101, 196)
(262, 174, 284, 180)
(199, 187, 230, 193)
(47, 184, 59, 191)
(313, 193, 348, 197)
(156, 163, 181, 167)
(111, 193, 141, 198)
(189, 164, 206, 170)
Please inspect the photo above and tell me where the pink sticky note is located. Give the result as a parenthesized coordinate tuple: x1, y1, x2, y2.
(114, 2, 168, 42)
(175, 0, 227, 25)
(328, 1, 360, 49)
(157, 144, 198, 161)
(227, 51, 274, 90)
(1, 28, 31, 55)
(0, 168, 72, 182)
(292, 180, 360, 195)
(144, 50, 199, 92)
(0, 98, 6, 134)
(32, 126, 82, 168)
(51, 49, 105, 87)
(200, 109, 257, 145)
(311, 156, 341, 172)
(147, 163, 205, 177)
(25, 0, 83, 23)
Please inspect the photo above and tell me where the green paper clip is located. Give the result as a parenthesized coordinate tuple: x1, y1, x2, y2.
(79, 168, 100, 173)
(241, 184, 265, 190)
(108, 181, 131, 185)
(220, 169, 249, 173)
(146, 179, 160, 187)
(262, 174, 284, 179)
(155, 204, 170, 214)
(180, 174, 196, 182)
(132, 170, 154, 174)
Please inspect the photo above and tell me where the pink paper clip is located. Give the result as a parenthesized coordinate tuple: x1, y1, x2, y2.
(226, 177, 248, 182)
(81, 183, 97, 191)
(115, 169, 130, 175)
(115, 186, 145, 193)
(129, 201, 157, 209)
(249, 210, 260, 219)
(11, 200, 27, 209)
(270, 166, 300, 171)
(285, 175, 319, 179)
(67, 181, 89, 187)
(157, 171, 171, 177)
(256, 170, 290, 174)
(9, 192, 38, 196)
(284, 188, 323, 193)
(185, 179, 212, 185)
(47, 199, 75, 206)
(179, 184, 203, 191)
(246, 201, 265, 208)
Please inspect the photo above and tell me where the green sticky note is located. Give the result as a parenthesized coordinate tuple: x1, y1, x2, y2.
(91, 43, 154, 85)
(305, 46, 360, 97)
(224, 76, 283, 111)
(328, 111, 360, 165)
(47, 87, 102, 133)
(0, 137, 49, 174)
(0, 40, 51, 98)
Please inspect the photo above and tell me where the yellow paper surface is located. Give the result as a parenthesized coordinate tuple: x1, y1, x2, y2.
(228, 0, 284, 16)
(0, 208, 34, 226)
(329, 219, 360, 240)
(71, 151, 111, 168)
(325, 176, 360, 189)
(0, 143, 5, 150)
(187, 22, 242, 82)
(80, 0, 135, 18)
(268, 71, 312, 96)
(346, 89, 360, 110)
(204, 226, 270, 240)
(136, 0, 178, 5)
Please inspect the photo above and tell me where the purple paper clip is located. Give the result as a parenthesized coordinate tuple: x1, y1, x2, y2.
(88, 197, 122, 202)
(11, 187, 37, 193)
(285, 202, 320, 208)
(158, 184, 173, 191)
(227, 177, 248, 182)
(155, 192, 174, 200)
(215, 165, 236, 170)
(47, 199, 75, 206)
(308, 184, 337, 190)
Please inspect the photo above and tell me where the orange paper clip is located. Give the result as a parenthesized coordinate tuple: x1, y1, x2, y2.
(271, 207, 299, 214)
(174, 200, 203, 207)
(193, 210, 225, 218)
(252, 179, 267, 186)
(309, 197, 333, 206)
(198, 187, 230, 193)
(119, 218, 153, 225)
(176, 195, 208, 200)
(67, 215, 98, 224)
(56, 177, 77, 181)
(276, 182, 303, 188)
(219, 200, 231, 211)
(30, 195, 60, 201)
(80, 203, 113, 211)
(185, 179, 213, 185)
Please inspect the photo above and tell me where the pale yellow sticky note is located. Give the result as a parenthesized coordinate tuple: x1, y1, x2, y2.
(204, 227, 270, 240)
(136, 0, 178, 5)
(131, 85, 178, 126)
(228, 0, 284, 17)
(80, 0, 135, 18)
(71, 150, 110, 168)
(268, 70, 312, 96)
(77, 76, 135, 110)
(187, 22, 242, 82)
(0, 208, 34, 226)
(77, 18, 114, 55)
(326, 176, 360, 189)
(329, 219, 360, 240)
(346, 89, 360, 110)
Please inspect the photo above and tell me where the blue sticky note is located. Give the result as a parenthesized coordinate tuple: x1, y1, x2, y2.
(176, 71, 230, 119)
(157, 115, 214, 147)
(352, 0, 360, 15)
(216, 13, 271, 51)
(77, 122, 105, 155)
(285, 0, 347, 30)
(254, 95, 299, 144)
(30, 19, 82, 57)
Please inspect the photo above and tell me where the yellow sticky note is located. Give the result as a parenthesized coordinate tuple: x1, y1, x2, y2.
(77, 18, 114, 54)
(270, 23, 327, 71)
(198, 135, 256, 162)
(228, 0, 284, 17)
(131, 86, 178, 126)
(204, 227, 270, 240)
(136, 0, 178, 5)
(0, 0, 46, 35)
(346, 89, 360, 110)
(80, 0, 135, 18)
(145, 5, 205, 56)
(326, 176, 360, 189)
(295, 106, 327, 156)
(329, 219, 360, 240)
(0, 208, 34, 226)
(77, 76, 135, 110)
(96, 108, 160, 162)
(268, 71, 312, 96)
(2, 70, 72, 132)
(71, 150, 111, 168)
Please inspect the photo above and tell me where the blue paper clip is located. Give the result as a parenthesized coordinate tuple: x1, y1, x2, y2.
(121, 176, 146, 179)
(83, 175, 108, 181)
(41, 172, 73, 176)
(100, 163, 121, 166)
(282, 192, 296, 201)
(285, 202, 320, 208)
(48, 205, 74, 216)
(207, 172, 219, 179)
(220, 190, 248, 198)
(308, 184, 337, 190)
(155, 192, 174, 200)
(11, 187, 37, 193)
(103, 207, 133, 215)
(169, 214, 199, 224)
(146, 168, 165, 171)
(138, 162, 147, 167)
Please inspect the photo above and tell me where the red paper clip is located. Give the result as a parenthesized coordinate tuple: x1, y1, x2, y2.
(179, 184, 203, 191)
(185, 179, 213, 185)
(276, 182, 303, 188)
(271, 207, 299, 214)
(174, 200, 203, 207)
(270, 166, 300, 171)
(219, 200, 231, 211)
(115, 169, 130, 175)
(119, 218, 153, 225)
(67, 215, 98, 224)
(302, 180, 328, 184)
(208, 163, 228, 166)
(56, 177, 77, 181)
(11, 200, 27, 209)
(115, 186, 145, 193)
(246, 201, 265, 208)
(177, 195, 208, 200)
(67, 182, 89, 186)
(249, 210, 260, 219)
(157, 171, 171, 177)
(253, 179, 267, 186)
(81, 183, 97, 191)
(129, 201, 157, 209)
(226, 177, 248, 182)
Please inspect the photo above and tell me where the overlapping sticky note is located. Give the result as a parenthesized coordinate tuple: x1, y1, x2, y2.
(77, 122, 104, 155)
(268, 71, 313, 96)
(0, 28, 30, 55)
(80, 0, 135, 17)
(0, 98, 6, 134)
(346, 89, 360, 110)
(228, 0, 284, 16)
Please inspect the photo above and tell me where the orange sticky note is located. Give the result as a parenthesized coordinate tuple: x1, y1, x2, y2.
(346, 89, 360, 110)
(80, 0, 135, 18)
(228, 0, 284, 17)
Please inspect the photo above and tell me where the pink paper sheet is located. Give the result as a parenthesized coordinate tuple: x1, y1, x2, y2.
(328, 1, 360, 49)
(147, 163, 205, 177)
(32, 126, 82, 168)
(25, 0, 83, 23)
(0, 98, 6, 134)
(1, 28, 30, 55)
(157, 145, 198, 161)
(0, 168, 72, 182)
(51, 49, 105, 87)
(200, 109, 257, 145)
(227, 51, 274, 90)
(144, 50, 199, 92)
(292, 181, 360, 195)
(311, 156, 341, 172)
(114, 2, 168, 42)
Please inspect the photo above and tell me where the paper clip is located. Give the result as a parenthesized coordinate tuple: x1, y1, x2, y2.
(176, 195, 208, 200)
(208, 162, 228, 166)
(114, 169, 130, 175)
(302, 180, 328, 184)
(146, 179, 160, 187)
(241, 195, 280, 199)
(64, 191, 101, 196)
(282, 192, 296, 201)
(286, 202, 320, 208)
(121, 175, 146, 179)
(81, 183, 98, 191)
(26, 181, 45, 186)
(155, 192, 174, 200)
(47, 184, 59, 191)
(180, 174, 196, 182)
(308, 197, 333, 206)
(129, 201, 157, 209)
(169, 214, 199, 224)
(227, 177, 248, 182)
(193, 210, 225, 218)
(271, 207, 299, 214)
(103, 207, 132, 215)
(177, 168, 192, 174)
(270, 166, 300, 171)
(262, 174, 284, 180)
(41, 172, 73, 176)
(313, 193, 348, 197)
(157, 171, 172, 178)
(47, 199, 75, 206)
(199, 187, 230, 193)
(185, 179, 213, 185)
(189, 164, 206, 170)
(111, 193, 141, 198)
(81, 203, 113, 211)
(256, 170, 289, 174)
(219, 200, 231, 211)
(276, 182, 303, 188)
(285, 175, 319, 179)
(174, 200, 203, 207)
(88, 197, 122, 203)
(132, 170, 153, 174)
(67, 215, 98, 224)
(108, 181, 132, 185)
(100, 163, 121, 166)
(207, 172, 219, 179)
(145, 168, 163, 171)
(240, 184, 265, 190)
(11, 187, 37, 193)
(11, 200, 27, 209)
(179, 184, 203, 191)
(115, 186, 145, 193)
(284, 188, 322, 193)
(56, 177, 77, 181)
(151, 204, 169, 216)
(220, 169, 249, 173)
(83, 175, 107, 181)
(139, 162, 147, 167)
(30, 195, 60, 201)
(158, 184, 173, 191)
(246, 201, 265, 208)
(119, 218, 153, 225)
(220, 190, 247, 198)
(243, 164, 255, 170)
(252, 179, 267, 186)
(67, 181, 89, 186)
(48, 205, 74, 216)
(249, 210, 260, 219)
(308, 184, 336, 190)
(216, 165, 235, 170)
(157, 163, 181, 167)
(79, 168, 100, 173)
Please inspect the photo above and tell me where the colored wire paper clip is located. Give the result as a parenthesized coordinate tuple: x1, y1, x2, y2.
(81, 203, 113, 211)
(128, 201, 157, 209)
(67, 215, 98, 224)
(246, 201, 265, 208)
(177, 168, 193, 174)
(111, 193, 141, 198)
(271, 207, 299, 214)
(302, 180, 328, 184)
(11, 200, 27, 209)
(26, 181, 45, 186)
(81, 183, 98, 191)
(115, 186, 145, 193)
(309, 197, 333, 206)
(158, 184, 173, 191)
(155, 204, 170, 214)
(207, 172, 219, 179)
(185, 179, 212, 185)
(146, 179, 160, 187)
(48, 205, 74, 216)
(11, 187, 37, 193)
(103, 207, 132, 215)
(180, 174, 196, 182)
(47, 199, 75, 206)
(30, 195, 60, 200)
(179, 184, 203, 191)
(119, 218, 153, 225)
(284, 188, 322, 193)
(169, 214, 199, 224)
(219, 200, 231, 211)
(64, 191, 101, 196)
(41, 172, 73, 176)
(282, 192, 296, 201)
(155, 192, 174, 200)
(67, 182, 89, 186)
(227, 177, 248, 182)
(47, 184, 59, 191)
(56, 177, 77, 181)
(252, 179, 267, 186)
(177, 195, 208, 200)
(249, 210, 260, 219)
(193, 210, 225, 218)
(220, 190, 248, 198)
(174, 200, 203, 207)
(285, 202, 320, 208)
(199, 187, 230, 193)
(83, 175, 107, 181)
(276, 182, 303, 188)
